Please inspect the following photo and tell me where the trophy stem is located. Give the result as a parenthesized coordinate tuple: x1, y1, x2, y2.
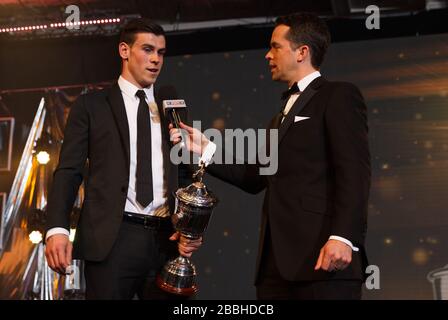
(176, 256, 189, 263)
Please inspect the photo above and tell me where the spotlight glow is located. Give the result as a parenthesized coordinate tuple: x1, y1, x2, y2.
(29, 231, 43, 244)
(36, 151, 50, 165)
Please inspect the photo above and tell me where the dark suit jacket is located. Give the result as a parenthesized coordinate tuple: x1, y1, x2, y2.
(45, 83, 190, 261)
(206, 77, 371, 282)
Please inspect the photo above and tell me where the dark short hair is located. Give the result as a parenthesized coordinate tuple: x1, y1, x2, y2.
(119, 18, 165, 46)
(275, 13, 331, 69)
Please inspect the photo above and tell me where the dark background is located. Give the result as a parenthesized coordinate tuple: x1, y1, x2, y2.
(1, 4, 448, 299)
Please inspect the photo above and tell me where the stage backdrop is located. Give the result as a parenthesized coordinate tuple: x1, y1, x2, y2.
(1, 32, 447, 299)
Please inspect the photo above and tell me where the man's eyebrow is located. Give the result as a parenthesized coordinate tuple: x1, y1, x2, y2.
(141, 44, 166, 51)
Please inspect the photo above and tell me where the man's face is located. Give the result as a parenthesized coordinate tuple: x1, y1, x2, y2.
(265, 25, 299, 83)
(120, 32, 166, 88)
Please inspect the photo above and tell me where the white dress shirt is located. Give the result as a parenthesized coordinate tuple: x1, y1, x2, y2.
(118, 76, 167, 216)
(46, 76, 168, 240)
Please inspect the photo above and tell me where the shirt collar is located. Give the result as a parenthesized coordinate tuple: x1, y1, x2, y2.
(296, 70, 321, 92)
(118, 75, 154, 102)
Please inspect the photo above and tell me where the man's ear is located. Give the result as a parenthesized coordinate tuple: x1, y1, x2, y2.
(119, 42, 130, 61)
(296, 45, 310, 63)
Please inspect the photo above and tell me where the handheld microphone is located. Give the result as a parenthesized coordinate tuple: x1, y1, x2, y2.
(163, 99, 187, 148)
(157, 85, 187, 147)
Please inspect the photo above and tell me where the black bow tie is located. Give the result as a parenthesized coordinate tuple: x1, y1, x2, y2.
(281, 82, 301, 100)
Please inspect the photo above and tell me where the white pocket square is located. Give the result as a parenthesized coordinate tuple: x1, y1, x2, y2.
(294, 116, 310, 123)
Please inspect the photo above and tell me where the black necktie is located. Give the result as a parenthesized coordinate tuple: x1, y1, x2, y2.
(281, 82, 301, 100)
(135, 90, 153, 207)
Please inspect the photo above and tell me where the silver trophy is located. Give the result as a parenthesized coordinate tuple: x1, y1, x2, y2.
(63, 260, 86, 300)
(428, 264, 448, 300)
(156, 163, 218, 296)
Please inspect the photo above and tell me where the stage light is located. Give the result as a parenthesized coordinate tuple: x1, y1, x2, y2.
(1, 18, 120, 34)
(29, 231, 43, 244)
(0, 24, 47, 33)
(36, 151, 50, 165)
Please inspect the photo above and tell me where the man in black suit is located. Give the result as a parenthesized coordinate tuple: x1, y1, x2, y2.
(44, 19, 201, 299)
(171, 13, 371, 299)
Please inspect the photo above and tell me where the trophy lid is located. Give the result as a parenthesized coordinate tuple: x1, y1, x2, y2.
(175, 181, 218, 208)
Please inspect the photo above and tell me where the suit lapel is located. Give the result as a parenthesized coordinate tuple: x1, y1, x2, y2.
(155, 89, 175, 200)
(107, 83, 130, 170)
(277, 77, 326, 145)
(155, 92, 171, 147)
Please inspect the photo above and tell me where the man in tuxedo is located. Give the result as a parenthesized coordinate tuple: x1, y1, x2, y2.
(44, 19, 201, 299)
(171, 13, 371, 299)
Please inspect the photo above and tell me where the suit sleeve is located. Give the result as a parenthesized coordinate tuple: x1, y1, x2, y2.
(45, 95, 89, 232)
(325, 83, 371, 247)
(206, 145, 267, 195)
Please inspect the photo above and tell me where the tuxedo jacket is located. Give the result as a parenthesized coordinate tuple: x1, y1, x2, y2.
(207, 77, 371, 282)
(45, 83, 190, 261)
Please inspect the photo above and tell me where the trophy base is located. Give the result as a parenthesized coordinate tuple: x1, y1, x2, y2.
(156, 275, 198, 296)
(156, 255, 198, 297)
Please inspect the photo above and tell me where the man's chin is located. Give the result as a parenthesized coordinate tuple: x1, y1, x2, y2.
(141, 77, 157, 87)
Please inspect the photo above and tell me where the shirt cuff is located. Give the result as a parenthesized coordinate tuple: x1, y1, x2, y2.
(199, 141, 217, 167)
(329, 235, 359, 252)
(45, 227, 70, 242)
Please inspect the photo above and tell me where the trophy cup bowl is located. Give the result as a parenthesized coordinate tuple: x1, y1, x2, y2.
(156, 166, 218, 296)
